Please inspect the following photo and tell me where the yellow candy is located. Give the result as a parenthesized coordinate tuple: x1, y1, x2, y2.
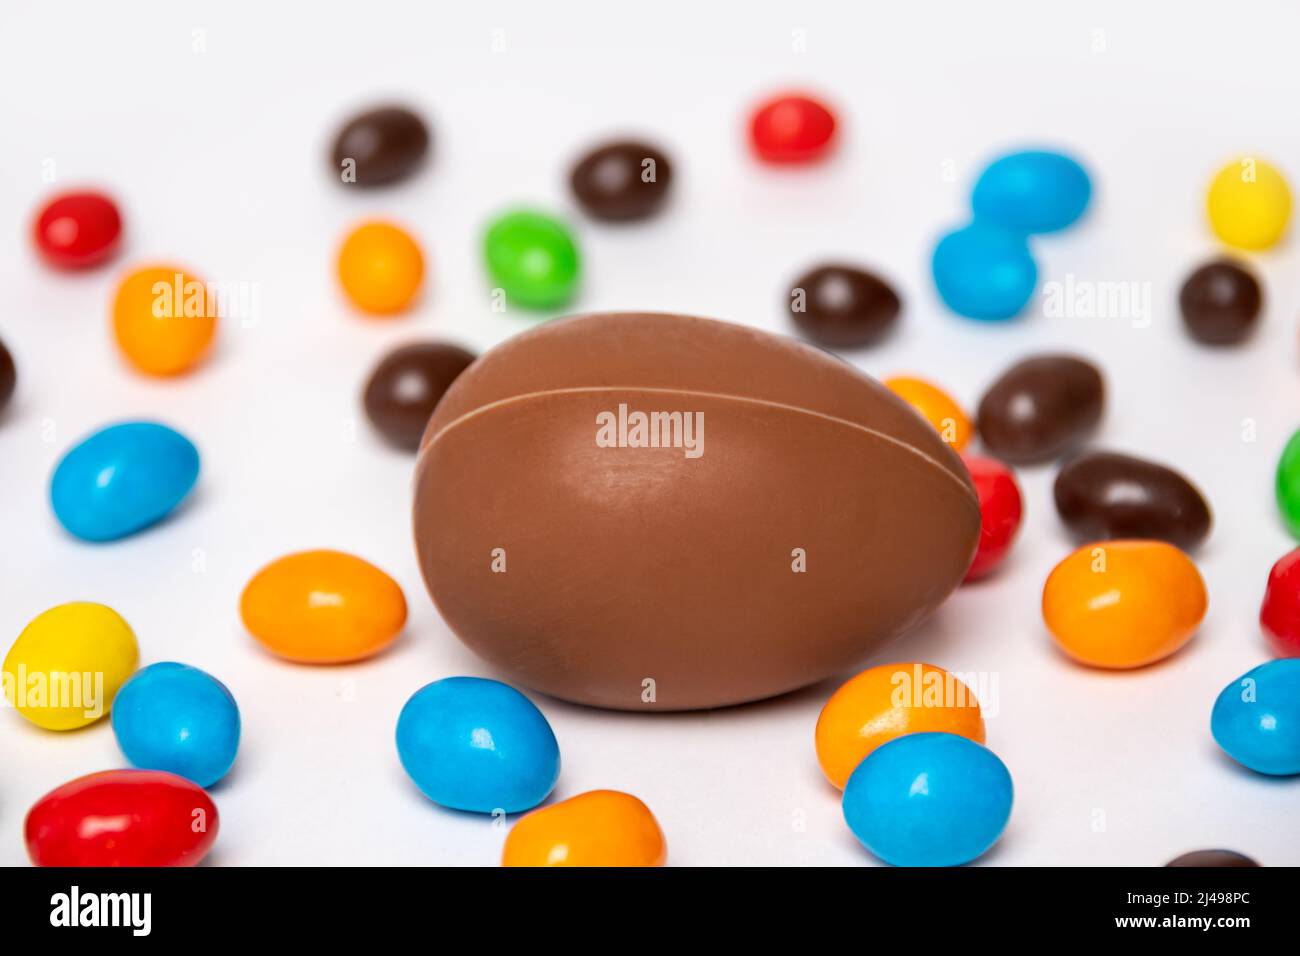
(2, 603, 139, 730)
(1207, 157, 1292, 250)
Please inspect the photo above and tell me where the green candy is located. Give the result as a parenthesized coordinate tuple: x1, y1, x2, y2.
(1277, 428, 1300, 538)
(484, 210, 581, 310)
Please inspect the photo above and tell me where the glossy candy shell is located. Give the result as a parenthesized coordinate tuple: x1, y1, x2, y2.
(33, 191, 123, 269)
(1211, 659, 1300, 776)
(931, 223, 1037, 321)
(502, 790, 666, 866)
(1261, 547, 1300, 657)
(962, 454, 1023, 581)
(971, 150, 1092, 234)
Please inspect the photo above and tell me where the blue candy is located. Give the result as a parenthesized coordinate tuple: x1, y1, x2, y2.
(112, 662, 241, 788)
(1211, 658, 1300, 776)
(842, 732, 1013, 867)
(972, 150, 1092, 234)
(50, 421, 199, 542)
(931, 223, 1037, 320)
(396, 677, 560, 814)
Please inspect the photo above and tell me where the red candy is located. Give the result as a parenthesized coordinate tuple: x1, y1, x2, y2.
(32, 190, 123, 269)
(748, 93, 837, 164)
(1261, 547, 1300, 657)
(961, 454, 1023, 582)
(25, 769, 218, 867)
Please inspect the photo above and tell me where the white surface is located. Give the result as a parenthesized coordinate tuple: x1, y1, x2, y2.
(2, 0, 1299, 866)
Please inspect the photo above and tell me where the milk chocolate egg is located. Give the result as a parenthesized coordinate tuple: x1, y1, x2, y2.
(412, 313, 979, 711)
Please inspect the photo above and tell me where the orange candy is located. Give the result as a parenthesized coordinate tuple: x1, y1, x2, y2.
(337, 221, 424, 315)
(502, 790, 666, 867)
(1042, 540, 1207, 669)
(112, 265, 217, 375)
(815, 662, 986, 789)
(240, 549, 407, 663)
(884, 376, 973, 450)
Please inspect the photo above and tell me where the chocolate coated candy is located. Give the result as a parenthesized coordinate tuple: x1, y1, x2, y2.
(1054, 451, 1211, 550)
(364, 343, 476, 450)
(0, 336, 14, 413)
(788, 264, 900, 348)
(331, 105, 429, 186)
(413, 312, 979, 711)
(570, 141, 672, 222)
(1166, 849, 1260, 867)
(977, 355, 1103, 464)
(1179, 260, 1261, 345)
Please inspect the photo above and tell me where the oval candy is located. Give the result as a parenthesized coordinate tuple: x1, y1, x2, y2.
(483, 209, 581, 310)
(1207, 157, 1291, 251)
(33, 190, 123, 269)
(413, 312, 979, 710)
(112, 265, 217, 376)
(337, 220, 424, 315)
(502, 790, 666, 867)
(788, 263, 901, 349)
(971, 149, 1092, 234)
(931, 223, 1037, 321)
(363, 342, 476, 451)
(241, 549, 406, 663)
(0, 335, 14, 414)
(1211, 658, 1300, 776)
(884, 375, 973, 450)
(1179, 259, 1262, 346)
(1260, 547, 1300, 658)
(1166, 849, 1260, 868)
(50, 421, 200, 542)
(842, 732, 1013, 867)
(1054, 451, 1212, 551)
(570, 140, 673, 222)
(977, 355, 1103, 464)
(330, 105, 429, 186)
(396, 677, 560, 814)
(3, 602, 138, 730)
(26, 769, 218, 866)
(1274, 427, 1300, 539)
(962, 454, 1023, 581)
(1042, 540, 1206, 669)
(112, 662, 241, 788)
(815, 662, 986, 790)
(748, 92, 837, 164)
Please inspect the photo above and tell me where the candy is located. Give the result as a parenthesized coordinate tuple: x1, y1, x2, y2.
(842, 732, 1012, 867)
(1166, 850, 1260, 867)
(3, 602, 138, 730)
(330, 105, 429, 186)
(112, 265, 216, 375)
(931, 223, 1037, 321)
(502, 790, 666, 867)
(787, 264, 900, 348)
(1054, 451, 1211, 551)
(971, 150, 1091, 234)
(1207, 157, 1291, 250)
(25, 769, 218, 866)
(337, 221, 424, 315)
(815, 662, 985, 790)
(1274, 427, 1300, 538)
(962, 454, 1023, 581)
(1211, 659, 1300, 776)
(1042, 540, 1206, 669)
(395, 677, 560, 814)
(1260, 548, 1300, 657)
(112, 662, 240, 788)
(483, 210, 580, 310)
(33, 190, 123, 269)
(240, 549, 406, 664)
(50, 421, 200, 542)
(977, 354, 1103, 464)
(413, 313, 979, 710)
(570, 140, 673, 221)
(363, 342, 476, 451)
(884, 375, 973, 450)
(0, 335, 14, 413)
(1179, 260, 1262, 345)
(748, 92, 837, 164)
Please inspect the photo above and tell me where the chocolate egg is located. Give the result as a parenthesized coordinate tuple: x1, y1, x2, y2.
(412, 313, 979, 711)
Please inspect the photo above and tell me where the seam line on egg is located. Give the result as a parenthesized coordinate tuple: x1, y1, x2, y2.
(421, 386, 978, 506)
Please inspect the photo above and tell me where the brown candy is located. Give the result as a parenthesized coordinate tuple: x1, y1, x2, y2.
(364, 343, 475, 451)
(1054, 451, 1212, 551)
(788, 264, 901, 348)
(0, 336, 14, 413)
(1166, 849, 1260, 867)
(976, 355, 1103, 464)
(330, 106, 430, 187)
(1179, 259, 1261, 345)
(412, 312, 979, 711)
(569, 140, 673, 221)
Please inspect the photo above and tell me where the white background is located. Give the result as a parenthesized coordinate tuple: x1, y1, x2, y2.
(2, 0, 1299, 866)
